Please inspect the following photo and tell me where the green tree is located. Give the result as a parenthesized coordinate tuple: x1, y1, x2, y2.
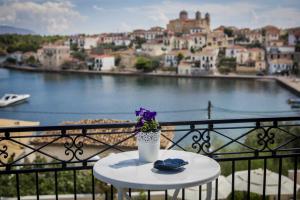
(71, 51, 87, 61)
(70, 43, 79, 51)
(176, 52, 184, 64)
(134, 37, 147, 49)
(224, 28, 234, 37)
(115, 55, 122, 66)
(135, 56, 160, 72)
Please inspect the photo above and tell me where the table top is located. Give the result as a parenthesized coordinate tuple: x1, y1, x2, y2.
(93, 150, 220, 190)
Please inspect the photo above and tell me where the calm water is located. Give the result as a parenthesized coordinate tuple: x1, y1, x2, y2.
(0, 68, 299, 126)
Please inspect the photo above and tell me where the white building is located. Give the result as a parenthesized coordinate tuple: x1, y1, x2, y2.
(8, 51, 23, 63)
(84, 36, 99, 50)
(225, 45, 249, 64)
(164, 52, 178, 67)
(269, 59, 293, 74)
(113, 37, 131, 46)
(288, 29, 300, 46)
(69, 35, 85, 49)
(178, 61, 193, 75)
(189, 48, 219, 70)
(92, 55, 115, 71)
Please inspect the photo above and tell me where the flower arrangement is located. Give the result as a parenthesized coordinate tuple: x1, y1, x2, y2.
(135, 107, 159, 132)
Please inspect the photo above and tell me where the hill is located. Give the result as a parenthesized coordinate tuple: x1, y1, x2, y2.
(0, 25, 34, 35)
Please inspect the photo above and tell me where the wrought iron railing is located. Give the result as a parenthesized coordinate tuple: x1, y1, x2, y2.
(0, 116, 300, 200)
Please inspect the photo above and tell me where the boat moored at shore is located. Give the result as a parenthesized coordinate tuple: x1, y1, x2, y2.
(0, 94, 30, 107)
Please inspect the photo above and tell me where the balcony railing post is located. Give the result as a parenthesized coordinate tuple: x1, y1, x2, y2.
(278, 157, 282, 200)
(293, 156, 298, 200)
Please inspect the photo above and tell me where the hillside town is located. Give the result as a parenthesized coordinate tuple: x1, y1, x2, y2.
(1, 10, 300, 76)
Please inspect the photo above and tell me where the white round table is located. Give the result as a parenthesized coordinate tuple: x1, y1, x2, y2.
(93, 150, 220, 200)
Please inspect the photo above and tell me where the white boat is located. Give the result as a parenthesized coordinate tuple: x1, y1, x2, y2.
(287, 98, 300, 104)
(0, 94, 30, 107)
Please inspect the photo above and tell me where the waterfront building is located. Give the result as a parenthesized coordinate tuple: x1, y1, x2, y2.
(91, 54, 115, 71)
(178, 61, 193, 75)
(177, 48, 218, 75)
(226, 45, 248, 64)
(37, 45, 70, 69)
(268, 58, 293, 74)
(247, 48, 266, 71)
(8, 51, 23, 63)
(167, 10, 210, 34)
(225, 46, 266, 72)
(164, 51, 179, 67)
(189, 47, 219, 71)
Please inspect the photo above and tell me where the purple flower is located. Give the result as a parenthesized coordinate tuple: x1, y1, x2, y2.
(143, 111, 156, 121)
(135, 107, 148, 117)
(135, 107, 159, 133)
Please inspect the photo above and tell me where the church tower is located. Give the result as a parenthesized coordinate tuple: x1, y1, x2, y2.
(195, 11, 201, 20)
(179, 10, 188, 20)
(205, 13, 210, 26)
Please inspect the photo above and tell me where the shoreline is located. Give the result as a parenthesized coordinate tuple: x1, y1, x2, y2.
(1, 64, 300, 96)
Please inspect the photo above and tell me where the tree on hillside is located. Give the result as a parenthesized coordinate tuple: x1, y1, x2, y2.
(224, 28, 234, 37)
(134, 37, 147, 49)
(135, 56, 160, 72)
(71, 51, 87, 61)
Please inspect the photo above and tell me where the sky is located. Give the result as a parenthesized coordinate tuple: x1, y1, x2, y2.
(0, 0, 300, 35)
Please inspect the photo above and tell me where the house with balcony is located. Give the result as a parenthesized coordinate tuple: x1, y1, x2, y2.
(189, 47, 219, 71)
(264, 25, 280, 46)
(245, 30, 263, 44)
(164, 52, 178, 67)
(37, 45, 71, 69)
(91, 54, 115, 71)
(177, 48, 218, 75)
(225, 45, 266, 72)
(268, 58, 294, 74)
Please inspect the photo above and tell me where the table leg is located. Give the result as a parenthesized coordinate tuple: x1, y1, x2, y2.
(206, 182, 212, 200)
(172, 189, 180, 200)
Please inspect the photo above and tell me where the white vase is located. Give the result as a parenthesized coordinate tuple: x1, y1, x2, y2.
(136, 131, 161, 162)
